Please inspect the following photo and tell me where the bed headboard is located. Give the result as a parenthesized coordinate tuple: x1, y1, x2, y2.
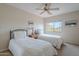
(10, 29, 27, 39)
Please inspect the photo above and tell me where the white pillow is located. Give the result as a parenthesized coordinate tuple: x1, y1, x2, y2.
(13, 31, 27, 39)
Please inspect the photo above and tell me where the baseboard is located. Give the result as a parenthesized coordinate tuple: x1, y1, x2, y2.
(0, 48, 8, 52)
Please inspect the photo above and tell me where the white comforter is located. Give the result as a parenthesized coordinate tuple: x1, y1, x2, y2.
(9, 38, 57, 56)
(38, 34, 63, 49)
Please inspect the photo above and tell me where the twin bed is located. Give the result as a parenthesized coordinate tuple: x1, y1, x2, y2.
(9, 29, 63, 56)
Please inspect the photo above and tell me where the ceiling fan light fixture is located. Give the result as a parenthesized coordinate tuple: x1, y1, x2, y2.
(36, 3, 59, 15)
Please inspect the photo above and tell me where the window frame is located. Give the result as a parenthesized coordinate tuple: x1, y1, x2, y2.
(44, 20, 62, 34)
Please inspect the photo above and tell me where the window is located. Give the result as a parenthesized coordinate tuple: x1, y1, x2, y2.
(45, 21, 62, 33)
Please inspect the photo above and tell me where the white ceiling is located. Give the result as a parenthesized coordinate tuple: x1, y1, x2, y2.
(7, 3, 79, 18)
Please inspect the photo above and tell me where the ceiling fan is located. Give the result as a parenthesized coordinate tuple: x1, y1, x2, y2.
(36, 3, 59, 15)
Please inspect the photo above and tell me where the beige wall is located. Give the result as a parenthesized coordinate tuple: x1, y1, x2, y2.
(0, 4, 43, 50)
(44, 11, 79, 45)
(0, 3, 79, 51)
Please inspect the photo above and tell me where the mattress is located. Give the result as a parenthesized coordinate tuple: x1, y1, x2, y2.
(9, 38, 57, 56)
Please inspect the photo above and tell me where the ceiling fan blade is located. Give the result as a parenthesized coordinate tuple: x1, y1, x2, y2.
(40, 10, 45, 15)
(49, 8, 59, 10)
(36, 8, 44, 10)
(47, 10, 52, 15)
(36, 3, 45, 10)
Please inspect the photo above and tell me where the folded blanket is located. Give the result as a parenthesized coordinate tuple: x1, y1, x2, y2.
(38, 34, 63, 49)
